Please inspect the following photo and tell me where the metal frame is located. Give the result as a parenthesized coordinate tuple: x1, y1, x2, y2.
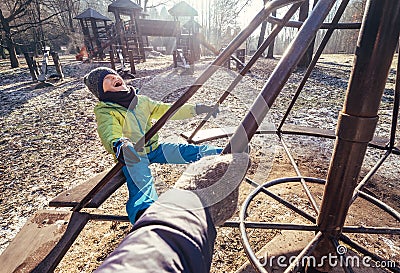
(182, 0, 400, 272)
(216, 0, 400, 272)
(234, 176, 400, 273)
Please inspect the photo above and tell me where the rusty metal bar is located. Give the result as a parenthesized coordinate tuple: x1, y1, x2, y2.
(223, 221, 399, 235)
(279, 134, 320, 214)
(317, 0, 400, 237)
(390, 52, 400, 149)
(244, 177, 317, 223)
(283, 232, 323, 273)
(341, 226, 400, 235)
(134, 0, 304, 151)
(278, 0, 352, 130)
(89, 213, 130, 222)
(223, 0, 338, 154)
(340, 234, 400, 273)
(186, 3, 302, 143)
(223, 221, 319, 231)
(358, 190, 400, 221)
(225, 222, 400, 235)
(350, 150, 391, 203)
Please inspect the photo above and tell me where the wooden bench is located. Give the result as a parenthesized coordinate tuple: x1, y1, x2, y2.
(181, 125, 390, 150)
(49, 168, 126, 208)
(0, 167, 127, 272)
(0, 210, 89, 272)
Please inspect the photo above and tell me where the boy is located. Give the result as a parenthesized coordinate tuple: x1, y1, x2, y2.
(84, 67, 222, 223)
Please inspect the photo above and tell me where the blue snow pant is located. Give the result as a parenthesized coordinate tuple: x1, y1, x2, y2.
(123, 143, 223, 223)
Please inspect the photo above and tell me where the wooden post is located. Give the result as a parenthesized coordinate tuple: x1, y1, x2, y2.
(122, 45, 129, 62)
(172, 50, 177, 68)
(24, 52, 38, 81)
(51, 51, 64, 80)
(109, 49, 116, 70)
(236, 49, 245, 70)
(128, 50, 136, 74)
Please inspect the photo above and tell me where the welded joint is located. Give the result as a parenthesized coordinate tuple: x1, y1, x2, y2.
(336, 112, 379, 143)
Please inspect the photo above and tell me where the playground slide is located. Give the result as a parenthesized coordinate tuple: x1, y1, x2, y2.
(197, 33, 220, 56)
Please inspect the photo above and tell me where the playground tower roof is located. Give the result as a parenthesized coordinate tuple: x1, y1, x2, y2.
(74, 8, 111, 21)
(108, 0, 143, 13)
(168, 1, 198, 17)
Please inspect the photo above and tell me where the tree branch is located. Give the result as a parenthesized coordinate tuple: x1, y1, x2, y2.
(8, 0, 35, 22)
(10, 10, 65, 30)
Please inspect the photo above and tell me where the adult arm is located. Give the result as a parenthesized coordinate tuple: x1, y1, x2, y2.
(95, 189, 216, 273)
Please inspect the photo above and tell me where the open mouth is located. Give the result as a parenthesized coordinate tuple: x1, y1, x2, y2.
(114, 80, 123, 87)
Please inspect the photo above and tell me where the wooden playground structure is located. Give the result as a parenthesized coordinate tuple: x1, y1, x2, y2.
(1, 0, 399, 272)
(73, 0, 201, 75)
(73, 0, 246, 76)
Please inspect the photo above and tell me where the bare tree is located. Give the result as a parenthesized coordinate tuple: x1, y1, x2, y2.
(210, 0, 249, 48)
(0, 0, 66, 68)
(45, 0, 80, 33)
(0, 0, 36, 67)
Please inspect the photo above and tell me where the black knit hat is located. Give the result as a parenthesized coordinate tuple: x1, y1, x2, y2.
(83, 67, 118, 99)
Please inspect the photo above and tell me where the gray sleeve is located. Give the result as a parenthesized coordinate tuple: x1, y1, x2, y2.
(95, 189, 217, 273)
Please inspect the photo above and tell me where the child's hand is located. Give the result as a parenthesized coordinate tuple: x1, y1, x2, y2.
(113, 138, 141, 165)
(195, 104, 220, 118)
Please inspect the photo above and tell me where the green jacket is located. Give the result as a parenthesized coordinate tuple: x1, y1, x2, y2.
(94, 95, 196, 156)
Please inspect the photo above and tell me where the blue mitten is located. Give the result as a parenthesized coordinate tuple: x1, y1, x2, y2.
(113, 138, 141, 165)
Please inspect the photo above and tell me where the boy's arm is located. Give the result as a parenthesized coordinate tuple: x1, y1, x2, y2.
(144, 96, 197, 120)
(94, 107, 123, 155)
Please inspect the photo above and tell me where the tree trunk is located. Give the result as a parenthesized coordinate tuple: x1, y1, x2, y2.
(66, 0, 75, 32)
(0, 13, 20, 68)
(257, 21, 267, 49)
(297, 0, 312, 67)
(0, 36, 6, 59)
(6, 36, 20, 68)
(3, 26, 19, 68)
(0, 46, 6, 59)
(266, 9, 276, 58)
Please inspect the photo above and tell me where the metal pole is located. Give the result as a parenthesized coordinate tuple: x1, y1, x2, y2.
(317, 0, 400, 236)
(390, 50, 400, 149)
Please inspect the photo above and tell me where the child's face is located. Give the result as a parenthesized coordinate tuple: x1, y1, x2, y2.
(103, 74, 128, 92)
